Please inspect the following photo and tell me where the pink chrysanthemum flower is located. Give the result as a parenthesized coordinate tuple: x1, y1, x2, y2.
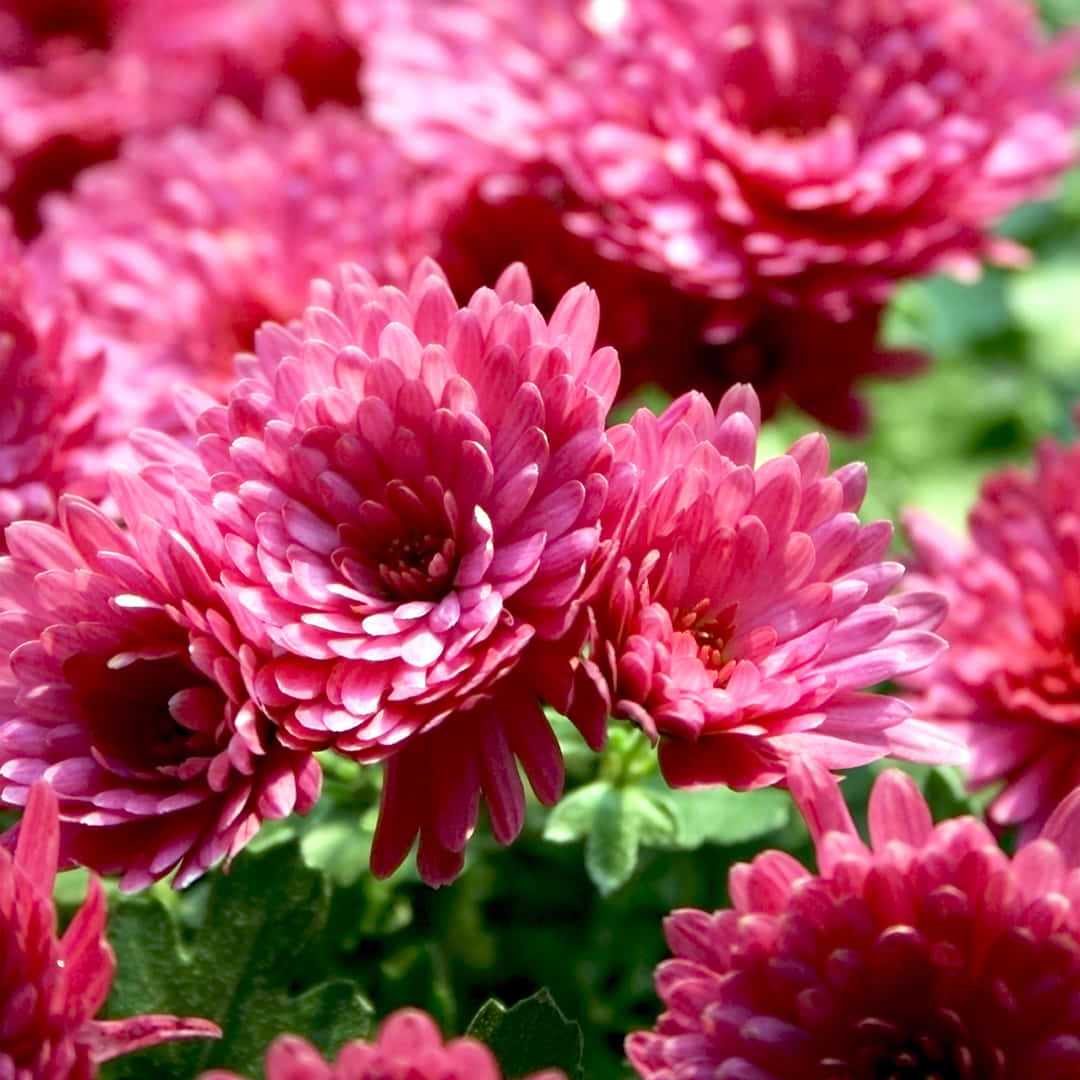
(902, 428, 1080, 841)
(628, 759, 1080, 1080)
(0, 478, 321, 890)
(561, 0, 1080, 317)
(0, 779, 219, 1079)
(158, 259, 623, 884)
(0, 0, 362, 237)
(28, 92, 450, 451)
(570, 385, 960, 791)
(0, 212, 105, 539)
(202, 1008, 564, 1080)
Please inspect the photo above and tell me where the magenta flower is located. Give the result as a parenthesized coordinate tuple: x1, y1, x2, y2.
(0, 779, 219, 1079)
(28, 93, 450, 449)
(0, 481, 321, 891)
(628, 759, 1080, 1080)
(562, 0, 1080, 315)
(570, 385, 960, 791)
(0, 0, 362, 237)
(902, 429, 1080, 840)
(202, 1008, 564, 1080)
(0, 211, 106, 539)
(157, 260, 622, 883)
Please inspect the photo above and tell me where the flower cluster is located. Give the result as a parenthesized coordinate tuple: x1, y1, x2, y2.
(2, 0, 1080, 1079)
(363, 0, 1079, 428)
(629, 759, 1080, 1079)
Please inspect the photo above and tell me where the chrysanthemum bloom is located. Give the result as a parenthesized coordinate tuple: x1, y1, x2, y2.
(0, 780, 219, 1079)
(0, 476, 321, 890)
(902, 429, 1080, 841)
(0, 212, 106, 540)
(202, 1008, 564, 1080)
(628, 759, 1080, 1079)
(561, 0, 1080, 314)
(363, 0, 1077, 430)
(28, 92, 451, 450)
(165, 260, 622, 883)
(0, 0, 362, 237)
(569, 385, 960, 791)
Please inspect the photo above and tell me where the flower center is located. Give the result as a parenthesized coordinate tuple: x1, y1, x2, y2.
(66, 653, 220, 773)
(377, 531, 456, 602)
(868, 1041, 966, 1080)
(846, 1018, 970, 1080)
(674, 601, 738, 678)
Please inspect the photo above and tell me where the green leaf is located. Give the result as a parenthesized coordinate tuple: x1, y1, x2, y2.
(101, 840, 373, 1080)
(622, 788, 680, 847)
(580, 784, 678, 894)
(543, 781, 611, 844)
(584, 787, 639, 895)
(659, 783, 792, 849)
(467, 989, 584, 1080)
(1009, 258, 1080, 381)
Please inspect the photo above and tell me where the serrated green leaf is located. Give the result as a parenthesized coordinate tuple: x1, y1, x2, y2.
(467, 989, 583, 1080)
(466, 998, 509, 1042)
(621, 788, 680, 847)
(101, 840, 372, 1080)
(659, 784, 791, 849)
(543, 781, 612, 844)
(584, 788, 638, 895)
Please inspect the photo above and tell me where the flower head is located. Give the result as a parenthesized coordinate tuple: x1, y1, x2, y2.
(570, 385, 960, 791)
(0, 211, 106, 539)
(0, 479, 321, 891)
(628, 759, 1080, 1079)
(902, 427, 1080, 840)
(202, 1008, 563, 1080)
(0, 779, 219, 1079)
(153, 259, 623, 882)
(561, 0, 1080, 314)
(29, 93, 448, 449)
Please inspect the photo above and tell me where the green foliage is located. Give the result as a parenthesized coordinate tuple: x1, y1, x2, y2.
(468, 990, 584, 1080)
(100, 840, 372, 1080)
(543, 728, 791, 895)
